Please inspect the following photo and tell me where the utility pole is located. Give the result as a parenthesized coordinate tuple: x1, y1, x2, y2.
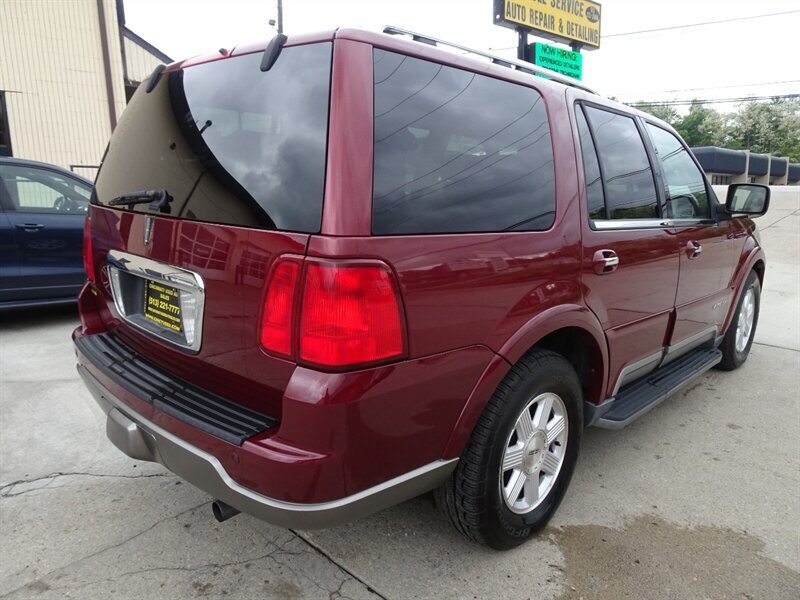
(277, 0, 283, 34)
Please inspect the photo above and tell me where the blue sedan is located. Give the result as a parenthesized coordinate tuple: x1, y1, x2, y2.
(0, 157, 93, 308)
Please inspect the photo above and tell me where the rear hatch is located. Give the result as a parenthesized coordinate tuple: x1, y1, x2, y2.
(87, 40, 333, 418)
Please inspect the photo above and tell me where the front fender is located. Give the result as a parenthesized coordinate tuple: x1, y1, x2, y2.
(722, 243, 765, 335)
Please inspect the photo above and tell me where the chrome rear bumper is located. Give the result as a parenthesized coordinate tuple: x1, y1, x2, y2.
(77, 364, 457, 529)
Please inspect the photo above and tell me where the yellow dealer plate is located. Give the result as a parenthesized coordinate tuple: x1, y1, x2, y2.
(143, 280, 183, 334)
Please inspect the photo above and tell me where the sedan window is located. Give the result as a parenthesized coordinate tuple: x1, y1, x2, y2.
(0, 165, 90, 214)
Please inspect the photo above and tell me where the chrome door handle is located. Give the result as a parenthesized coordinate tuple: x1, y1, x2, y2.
(593, 249, 619, 274)
(685, 241, 702, 259)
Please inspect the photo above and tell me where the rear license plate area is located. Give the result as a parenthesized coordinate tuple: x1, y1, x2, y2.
(143, 280, 183, 334)
(107, 250, 205, 353)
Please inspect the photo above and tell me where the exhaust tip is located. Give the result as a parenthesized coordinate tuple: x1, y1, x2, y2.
(212, 499, 241, 523)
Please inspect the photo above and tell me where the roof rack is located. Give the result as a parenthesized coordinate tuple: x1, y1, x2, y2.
(382, 25, 599, 96)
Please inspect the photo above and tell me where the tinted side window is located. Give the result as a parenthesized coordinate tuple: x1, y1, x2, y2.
(372, 50, 555, 234)
(0, 165, 89, 214)
(575, 106, 606, 220)
(584, 106, 658, 219)
(645, 124, 710, 219)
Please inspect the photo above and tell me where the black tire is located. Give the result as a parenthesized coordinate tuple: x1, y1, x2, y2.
(718, 271, 761, 371)
(435, 348, 582, 550)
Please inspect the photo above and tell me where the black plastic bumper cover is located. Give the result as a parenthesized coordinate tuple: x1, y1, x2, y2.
(75, 332, 277, 445)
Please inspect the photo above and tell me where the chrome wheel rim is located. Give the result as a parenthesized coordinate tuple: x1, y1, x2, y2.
(500, 392, 568, 514)
(735, 288, 756, 353)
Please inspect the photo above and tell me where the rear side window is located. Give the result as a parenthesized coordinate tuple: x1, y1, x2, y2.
(583, 105, 658, 220)
(372, 50, 555, 235)
(95, 43, 332, 233)
(575, 106, 605, 220)
(645, 123, 710, 219)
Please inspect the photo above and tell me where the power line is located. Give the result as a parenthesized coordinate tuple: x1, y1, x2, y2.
(488, 10, 800, 50)
(630, 94, 800, 107)
(615, 80, 800, 98)
(605, 10, 799, 37)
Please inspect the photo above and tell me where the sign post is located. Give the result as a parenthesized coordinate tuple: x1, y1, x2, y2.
(494, 1, 600, 80)
(493, 0, 602, 49)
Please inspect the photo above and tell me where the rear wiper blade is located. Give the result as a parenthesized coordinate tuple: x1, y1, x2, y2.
(108, 189, 173, 214)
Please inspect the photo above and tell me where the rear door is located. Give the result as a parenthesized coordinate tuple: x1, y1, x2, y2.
(572, 101, 680, 397)
(642, 122, 736, 357)
(0, 163, 89, 301)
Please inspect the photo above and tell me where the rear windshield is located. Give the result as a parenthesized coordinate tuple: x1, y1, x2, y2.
(94, 43, 332, 232)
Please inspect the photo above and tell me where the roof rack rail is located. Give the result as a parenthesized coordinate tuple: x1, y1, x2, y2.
(382, 25, 599, 96)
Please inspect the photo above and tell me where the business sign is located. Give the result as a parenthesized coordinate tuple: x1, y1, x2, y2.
(494, 0, 602, 49)
(532, 42, 583, 79)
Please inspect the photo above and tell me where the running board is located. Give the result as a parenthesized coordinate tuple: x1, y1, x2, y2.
(594, 348, 722, 429)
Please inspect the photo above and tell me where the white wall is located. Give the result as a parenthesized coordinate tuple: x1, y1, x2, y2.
(123, 34, 164, 84)
(0, 0, 126, 172)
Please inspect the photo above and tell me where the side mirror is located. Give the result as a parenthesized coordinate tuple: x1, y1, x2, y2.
(725, 184, 770, 217)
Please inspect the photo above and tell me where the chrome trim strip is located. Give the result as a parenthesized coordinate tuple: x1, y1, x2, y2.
(592, 219, 670, 230)
(612, 350, 663, 396)
(596, 350, 722, 430)
(107, 250, 206, 352)
(668, 218, 716, 227)
(77, 364, 457, 529)
(662, 326, 717, 365)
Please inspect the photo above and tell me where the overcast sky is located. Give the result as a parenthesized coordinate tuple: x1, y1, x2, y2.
(124, 0, 800, 111)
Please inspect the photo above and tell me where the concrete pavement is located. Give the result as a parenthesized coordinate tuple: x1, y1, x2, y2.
(1, 188, 798, 599)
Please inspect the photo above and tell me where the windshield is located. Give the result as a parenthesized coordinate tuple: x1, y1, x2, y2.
(94, 43, 332, 232)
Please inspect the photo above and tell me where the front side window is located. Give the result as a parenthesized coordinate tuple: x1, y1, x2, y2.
(583, 106, 658, 220)
(0, 165, 90, 214)
(645, 124, 710, 219)
(372, 50, 556, 234)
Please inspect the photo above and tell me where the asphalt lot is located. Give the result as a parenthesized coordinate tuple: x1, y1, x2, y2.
(1, 188, 798, 599)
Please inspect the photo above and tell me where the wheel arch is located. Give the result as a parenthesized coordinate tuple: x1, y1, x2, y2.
(722, 247, 765, 336)
(442, 305, 608, 459)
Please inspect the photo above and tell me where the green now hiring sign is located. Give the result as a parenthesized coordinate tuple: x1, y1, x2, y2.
(532, 42, 583, 80)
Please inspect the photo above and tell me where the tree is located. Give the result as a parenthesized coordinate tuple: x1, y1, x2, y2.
(637, 103, 679, 126)
(674, 101, 726, 147)
(626, 97, 800, 161)
(728, 99, 800, 161)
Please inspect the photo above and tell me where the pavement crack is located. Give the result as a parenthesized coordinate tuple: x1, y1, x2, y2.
(753, 341, 799, 353)
(0, 501, 210, 599)
(0, 471, 167, 498)
(329, 577, 348, 600)
(759, 208, 800, 231)
(290, 530, 389, 600)
(33, 548, 290, 596)
(0, 502, 212, 598)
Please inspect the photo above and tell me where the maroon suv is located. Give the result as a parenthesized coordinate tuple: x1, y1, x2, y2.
(74, 27, 769, 549)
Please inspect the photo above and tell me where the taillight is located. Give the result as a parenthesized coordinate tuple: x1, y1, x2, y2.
(300, 263, 405, 367)
(258, 257, 406, 368)
(82, 213, 95, 282)
(259, 258, 300, 357)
